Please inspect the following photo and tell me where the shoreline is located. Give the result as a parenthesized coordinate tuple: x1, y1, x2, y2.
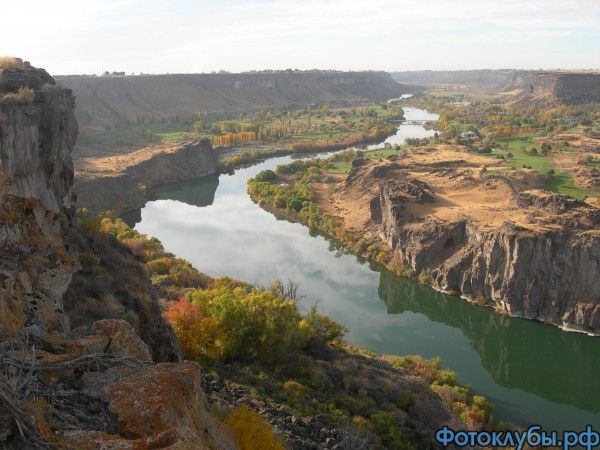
(248, 168, 600, 338)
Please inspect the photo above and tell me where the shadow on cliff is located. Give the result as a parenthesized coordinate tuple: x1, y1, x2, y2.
(377, 269, 600, 413)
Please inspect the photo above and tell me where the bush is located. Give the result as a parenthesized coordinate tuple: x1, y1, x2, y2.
(254, 169, 278, 182)
(164, 299, 224, 361)
(1, 87, 34, 104)
(300, 305, 347, 352)
(369, 411, 410, 450)
(175, 278, 346, 364)
(417, 272, 431, 284)
(225, 405, 284, 450)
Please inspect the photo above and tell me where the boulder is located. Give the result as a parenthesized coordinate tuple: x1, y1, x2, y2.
(91, 319, 153, 363)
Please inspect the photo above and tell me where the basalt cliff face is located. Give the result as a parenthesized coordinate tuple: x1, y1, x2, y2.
(0, 60, 78, 338)
(73, 138, 219, 213)
(338, 152, 600, 334)
(0, 60, 236, 449)
(377, 189, 600, 331)
(392, 69, 600, 105)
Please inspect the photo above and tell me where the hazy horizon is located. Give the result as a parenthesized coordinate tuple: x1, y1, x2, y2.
(4, 0, 600, 75)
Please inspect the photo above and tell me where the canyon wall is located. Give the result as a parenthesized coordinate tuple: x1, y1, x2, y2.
(57, 71, 408, 128)
(373, 179, 600, 333)
(73, 139, 219, 213)
(0, 61, 78, 338)
(392, 70, 600, 105)
(0, 60, 236, 449)
(391, 70, 515, 90)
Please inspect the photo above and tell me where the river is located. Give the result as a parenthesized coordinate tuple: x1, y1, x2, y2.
(129, 108, 600, 431)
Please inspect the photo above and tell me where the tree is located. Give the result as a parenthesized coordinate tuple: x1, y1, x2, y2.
(164, 299, 224, 361)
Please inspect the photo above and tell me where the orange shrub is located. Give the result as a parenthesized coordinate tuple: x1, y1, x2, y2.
(225, 405, 284, 450)
(164, 299, 224, 361)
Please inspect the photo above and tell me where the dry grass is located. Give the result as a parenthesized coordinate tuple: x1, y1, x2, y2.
(0, 57, 25, 70)
(0, 171, 10, 203)
(1, 87, 34, 104)
(328, 147, 572, 233)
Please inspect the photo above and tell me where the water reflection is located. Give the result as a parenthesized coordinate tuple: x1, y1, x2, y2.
(130, 109, 600, 431)
(378, 270, 600, 414)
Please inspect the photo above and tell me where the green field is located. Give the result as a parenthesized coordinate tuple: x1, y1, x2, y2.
(328, 147, 404, 174)
(80, 123, 193, 146)
(544, 173, 599, 200)
(81, 103, 402, 148)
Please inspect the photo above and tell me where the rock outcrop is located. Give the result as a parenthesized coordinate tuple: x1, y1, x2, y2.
(340, 155, 600, 334)
(1, 58, 78, 338)
(0, 60, 236, 449)
(73, 139, 219, 213)
(1, 61, 77, 215)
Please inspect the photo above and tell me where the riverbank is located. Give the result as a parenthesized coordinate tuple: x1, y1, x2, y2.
(73, 104, 401, 214)
(74, 215, 498, 447)
(247, 148, 600, 335)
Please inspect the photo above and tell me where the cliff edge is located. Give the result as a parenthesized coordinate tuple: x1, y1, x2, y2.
(0, 58, 236, 449)
(333, 148, 600, 333)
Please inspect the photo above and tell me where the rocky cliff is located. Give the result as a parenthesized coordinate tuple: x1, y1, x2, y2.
(1, 59, 78, 338)
(391, 70, 515, 90)
(57, 71, 408, 128)
(377, 189, 600, 331)
(336, 151, 600, 334)
(0, 59, 236, 449)
(502, 71, 600, 105)
(73, 139, 219, 213)
(392, 69, 600, 104)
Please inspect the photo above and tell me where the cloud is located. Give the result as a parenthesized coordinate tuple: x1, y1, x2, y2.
(3, 0, 599, 72)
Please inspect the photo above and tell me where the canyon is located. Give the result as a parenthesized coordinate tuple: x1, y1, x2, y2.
(57, 71, 409, 128)
(331, 149, 600, 333)
(1, 61, 487, 449)
(392, 69, 600, 105)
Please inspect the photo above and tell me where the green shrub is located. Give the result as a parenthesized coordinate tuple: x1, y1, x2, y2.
(369, 411, 411, 450)
(179, 278, 346, 363)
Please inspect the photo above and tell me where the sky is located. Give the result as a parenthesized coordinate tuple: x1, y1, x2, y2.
(3, 0, 600, 75)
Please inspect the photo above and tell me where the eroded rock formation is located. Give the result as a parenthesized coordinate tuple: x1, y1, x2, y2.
(73, 139, 219, 213)
(337, 151, 600, 333)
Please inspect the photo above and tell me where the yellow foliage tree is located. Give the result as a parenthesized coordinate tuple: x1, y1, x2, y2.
(225, 405, 284, 450)
(211, 131, 257, 147)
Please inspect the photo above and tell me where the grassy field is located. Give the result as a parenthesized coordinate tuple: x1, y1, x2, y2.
(80, 104, 402, 149)
(544, 173, 599, 200)
(328, 147, 404, 174)
(80, 123, 193, 146)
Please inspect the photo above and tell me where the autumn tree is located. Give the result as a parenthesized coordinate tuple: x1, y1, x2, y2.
(164, 299, 225, 361)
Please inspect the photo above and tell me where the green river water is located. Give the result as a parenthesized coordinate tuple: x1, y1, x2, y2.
(127, 108, 600, 431)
